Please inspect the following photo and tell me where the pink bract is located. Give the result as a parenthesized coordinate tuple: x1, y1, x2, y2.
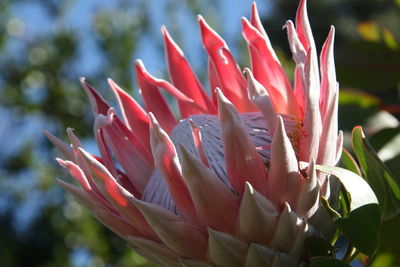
(47, 0, 342, 265)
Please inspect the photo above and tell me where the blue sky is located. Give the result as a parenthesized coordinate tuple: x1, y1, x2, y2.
(9, 0, 272, 76)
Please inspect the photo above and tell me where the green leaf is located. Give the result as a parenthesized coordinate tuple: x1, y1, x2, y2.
(341, 148, 362, 176)
(335, 204, 380, 256)
(311, 257, 351, 267)
(306, 236, 335, 258)
(352, 126, 400, 220)
(315, 165, 380, 256)
(321, 196, 341, 219)
(316, 165, 378, 210)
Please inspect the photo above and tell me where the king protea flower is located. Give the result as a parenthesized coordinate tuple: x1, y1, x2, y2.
(47, 0, 343, 266)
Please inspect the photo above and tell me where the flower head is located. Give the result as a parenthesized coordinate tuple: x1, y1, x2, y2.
(48, 0, 342, 265)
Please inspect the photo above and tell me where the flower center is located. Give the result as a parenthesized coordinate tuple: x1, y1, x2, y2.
(142, 112, 300, 213)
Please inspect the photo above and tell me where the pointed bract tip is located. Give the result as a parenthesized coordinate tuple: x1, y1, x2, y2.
(55, 157, 67, 166)
(56, 177, 65, 184)
(244, 181, 254, 195)
(161, 25, 172, 42)
(160, 25, 167, 35)
(241, 16, 250, 27)
(215, 87, 232, 111)
(245, 69, 257, 85)
(67, 127, 82, 142)
(107, 79, 125, 98)
(96, 107, 115, 126)
(56, 178, 74, 190)
(179, 143, 206, 172)
(207, 227, 218, 237)
(107, 77, 117, 87)
(161, 25, 185, 57)
(43, 130, 54, 139)
(275, 114, 285, 129)
(94, 114, 110, 129)
(298, 161, 308, 170)
(197, 15, 212, 33)
(79, 78, 90, 89)
(66, 128, 79, 143)
(215, 87, 228, 104)
(77, 148, 102, 170)
(328, 26, 335, 41)
(307, 158, 316, 177)
(283, 201, 292, 213)
(197, 15, 209, 34)
(148, 112, 159, 129)
(134, 59, 145, 68)
(197, 14, 204, 23)
(44, 130, 62, 146)
(274, 115, 288, 137)
(188, 118, 198, 129)
(189, 119, 202, 135)
(245, 68, 263, 93)
(77, 146, 89, 159)
(246, 68, 269, 100)
(282, 20, 293, 30)
(216, 88, 241, 124)
(243, 67, 251, 77)
(148, 112, 167, 141)
(106, 107, 116, 118)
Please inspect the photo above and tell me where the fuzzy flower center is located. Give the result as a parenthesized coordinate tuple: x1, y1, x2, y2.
(142, 112, 301, 213)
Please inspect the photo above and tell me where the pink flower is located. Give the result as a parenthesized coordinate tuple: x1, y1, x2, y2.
(47, 0, 342, 265)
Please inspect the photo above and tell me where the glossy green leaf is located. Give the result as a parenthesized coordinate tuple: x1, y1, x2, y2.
(316, 165, 378, 210)
(335, 204, 380, 256)
(306, 236, 335, 258)
(352, 126, 400, 220)
(341, 148, 362, 176)
(320, 196, 341, 220)
(311, 257, 350, 267)
(316, 165, 380, 256)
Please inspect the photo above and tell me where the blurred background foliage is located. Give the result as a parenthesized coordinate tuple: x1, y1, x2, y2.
(0, 0, 399, 266)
